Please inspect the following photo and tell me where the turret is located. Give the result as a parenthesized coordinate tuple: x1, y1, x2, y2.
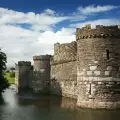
(33, 55, 52, 72)
(32, 55, 52, 93)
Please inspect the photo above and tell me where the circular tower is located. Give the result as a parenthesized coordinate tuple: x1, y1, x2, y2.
(33, 55, 52, 93)
(76, 25, 120, 109)
(33, 55, 52, 73)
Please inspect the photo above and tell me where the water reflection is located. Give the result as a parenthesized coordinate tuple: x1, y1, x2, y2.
(76, 109, 120, 120)
(0, 95, 5, 105)
(0, 86, 120, 120)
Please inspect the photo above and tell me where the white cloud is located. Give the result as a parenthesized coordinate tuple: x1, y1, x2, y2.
(37, 28, 75, 44)
(0, 7, 87, 31)
(0, 24, 75, 67)
(70, 19, 120, 28)
(44, 9, 56, 15)
(0, 8, 69, 31)
(78, 5, 120, 15)
(31, 24, 53, 31)
(0, 25, 40, 66)
(0, 7, 79, 67)
(0, 6, 119, 68)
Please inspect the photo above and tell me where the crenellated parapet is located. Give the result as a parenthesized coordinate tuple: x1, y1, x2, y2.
(33, 55, 52, 61)
(18, 61, 31, 66)
(76, 24, 120, 40)
(52, 41, 77, 65)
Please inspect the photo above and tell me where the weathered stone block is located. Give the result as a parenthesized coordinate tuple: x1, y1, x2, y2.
(98, 82, 102, 84)
(93, 77, 99, 81)
(87, 71, 93, 75)
(90, 66, 97, 71)
(105, 71, 110, 76)
(94, 71, 100, 76)
(93, 61, 98, 64)
(107, 66, 112, 71)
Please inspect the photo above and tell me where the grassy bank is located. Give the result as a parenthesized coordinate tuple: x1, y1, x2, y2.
(4, 72, 15, 84)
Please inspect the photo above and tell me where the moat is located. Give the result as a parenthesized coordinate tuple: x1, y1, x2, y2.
(0, 85, 120, 120)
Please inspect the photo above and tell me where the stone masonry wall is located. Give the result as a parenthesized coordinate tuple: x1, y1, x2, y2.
(15, 61, 33, 93)
(76, 25, 120, 109)
(53, 41, 77, 64)
(51, 61, 77, 98)
(15, 64, 19, 92)
(51, 41, 77, 98)
(32, 71, 50, 93)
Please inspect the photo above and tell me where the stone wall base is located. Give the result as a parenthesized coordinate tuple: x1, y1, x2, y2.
(62, 93, 77, 99)
(77, 100, 120, 109)
(51, 91, 77, 99)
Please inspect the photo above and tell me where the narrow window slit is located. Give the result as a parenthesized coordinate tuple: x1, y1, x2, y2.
(106, 50, 110, 60)
(89, 84, 91, 95)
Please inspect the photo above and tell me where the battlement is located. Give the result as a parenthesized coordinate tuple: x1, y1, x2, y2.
(18, 61, 31, 66)
(54, 41, 76, 48)
(76, 24, 120, 40)
(33, 55, 52, 61)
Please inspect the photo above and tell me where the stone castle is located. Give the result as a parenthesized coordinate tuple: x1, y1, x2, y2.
(15, 24, 120, 109)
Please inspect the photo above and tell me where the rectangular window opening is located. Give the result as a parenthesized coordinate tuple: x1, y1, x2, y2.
(106, 50, 109, 60)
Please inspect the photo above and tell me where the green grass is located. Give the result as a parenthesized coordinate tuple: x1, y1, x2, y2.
(4, 72, 15, 84)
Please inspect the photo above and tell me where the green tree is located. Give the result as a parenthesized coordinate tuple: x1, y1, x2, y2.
(0, 49, 10, 94)
(9, 72, 15, 78)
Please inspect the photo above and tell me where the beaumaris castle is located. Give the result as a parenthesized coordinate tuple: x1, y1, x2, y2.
(15, 24, 120, 109)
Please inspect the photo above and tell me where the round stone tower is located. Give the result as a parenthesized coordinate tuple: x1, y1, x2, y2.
(33, 55, 52, 73)
(76, 25, 120, 109)
(33, 55, 52, 93)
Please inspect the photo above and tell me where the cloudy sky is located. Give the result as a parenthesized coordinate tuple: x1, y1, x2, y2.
(0, 0, 120, 67)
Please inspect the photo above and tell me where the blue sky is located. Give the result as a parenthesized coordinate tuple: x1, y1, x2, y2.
(0, 0, 120, 11)
(0, 0, 120, 67)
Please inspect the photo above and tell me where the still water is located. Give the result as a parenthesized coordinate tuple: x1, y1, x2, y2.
(0, 85, 120, 120)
